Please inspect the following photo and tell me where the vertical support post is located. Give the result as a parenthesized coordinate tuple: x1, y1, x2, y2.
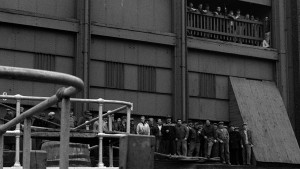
(13, 97, 21, 168)
(98, 103, 104, 167)
(108, 113, 113, 167)
(23, 118, 32, 169)
(59, 97, 71, 169)
(0, 134, 4, 169)
(126, 106, 131, 134)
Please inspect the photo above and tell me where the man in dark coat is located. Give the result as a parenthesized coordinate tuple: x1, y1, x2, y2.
(46, 112, 60, 129)
(187, 121, 197, 156)
(161, 116, 176, 155)
(175, 119, 189, 156)
(240, 123, 253, 165)
(229, 126, 242, 165)
(202, 120, 217, 159)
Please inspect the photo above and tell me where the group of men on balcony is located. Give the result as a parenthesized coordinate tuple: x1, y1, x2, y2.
(187, 2, 271, 48)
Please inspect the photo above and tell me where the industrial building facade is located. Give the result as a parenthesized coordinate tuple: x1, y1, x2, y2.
(0, 0, 300, 143)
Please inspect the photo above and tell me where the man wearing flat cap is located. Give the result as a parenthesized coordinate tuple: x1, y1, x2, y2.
(46, 111, 60, 128)
(216, 121, 230, 164)
(240, 123, 253, 165)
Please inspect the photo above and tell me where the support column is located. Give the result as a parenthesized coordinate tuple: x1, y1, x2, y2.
(59, 97, 71, 169)
(172, 0, 188, 121)
(75, 0, 90, 113)
(23, 118, 32, 169)
(13, 97, 21, 168)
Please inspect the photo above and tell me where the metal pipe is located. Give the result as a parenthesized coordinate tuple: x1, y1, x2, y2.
(0, 66, 84, 90)
(72, 105, 127, 130)
(0, 134, 4, 169)
(108, 114, 113, 167)
(97, 133, 127, 138)
(98, 103, 104, 167)
(13, 98, 21, 168)
(0, 95, 133, 107)
(126, 106, 131, 134)
(0, 95, 58, 134)
(59, 98, 71, 169)
(83, 0, 90, 111)
(181, 0, 187, 121)
(23, 118, 32, 169)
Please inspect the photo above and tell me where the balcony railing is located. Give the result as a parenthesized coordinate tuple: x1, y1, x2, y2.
(187, 12, 265, 46)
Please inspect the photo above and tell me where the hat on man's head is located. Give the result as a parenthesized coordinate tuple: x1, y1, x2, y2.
(130, 118, 134, 121)
(48, 112, 55, 116)
(166, 115, 172, 119)
(242, 122, 248, 126)
(218, 121, 224, 125)
(6, 108, 12, 111)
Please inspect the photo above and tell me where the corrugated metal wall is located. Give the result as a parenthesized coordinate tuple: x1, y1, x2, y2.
(0, 0, 278, 121)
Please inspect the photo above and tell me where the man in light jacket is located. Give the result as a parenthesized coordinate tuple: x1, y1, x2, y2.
(136, 116, 150, 135)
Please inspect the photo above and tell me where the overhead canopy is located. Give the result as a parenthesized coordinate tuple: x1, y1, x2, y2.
(229, 77, 300, 164)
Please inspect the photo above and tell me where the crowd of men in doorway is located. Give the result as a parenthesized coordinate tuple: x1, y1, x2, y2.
(2, 108, 253, 165)
(130, 116, 254, 166)
(186, 2, 271, 48)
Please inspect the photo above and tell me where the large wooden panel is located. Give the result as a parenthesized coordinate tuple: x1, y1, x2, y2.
(229, 77, 300, 164)
(215, 76, 228, 100)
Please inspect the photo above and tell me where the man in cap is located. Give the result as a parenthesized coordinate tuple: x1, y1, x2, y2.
(77, 110, 93, 129)
(46, 111, 60, 128)
(130, 118, 136, 134)
(161, 116, 176, 155)
(153, 118, 163, 152)
(229, 126, 242, 165)
(202, 120, 217, 159)
(175, 119, 189, 156)
(216, 122, 230, 164)
(240, 123, 253, 165)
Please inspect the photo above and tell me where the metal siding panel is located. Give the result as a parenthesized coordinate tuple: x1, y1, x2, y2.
(33, 82, 56, 97)
(90, 61, 105, 87)
(154, 0, 172, 32)
(155, 46, 172, 68)
(215, 76, 229, 100)
(188, 98, 200, 119)
(36, 0, 57, 16)
(106, 0, 123, 26)
(245, 59, 274, 80)
(138, 44, 156, 66)
(199, 98, 215, 120)
(106, 39, 124, 62)
(55, 57, 73, 74)
(137, 0, 154, 30)
(0, 26, 16, 49)
(137, 92, 156, 115)
(124, 91, 138, 114)
(156, 69, 172, 94)
(214, 100, 229, 121)
(187, 52, 199, 72)
(104, 89, 125, 111)
(55, 32, 75, 57)
(229, 57, 246, 77)
(14, 52, 34, 68)
(188, 72, 199, 96)
(15, 27, 35, 52)
(0, 50, 15, 66)
(91, 0, 106, 23)
(123, 0, 138, 28)
(89, 88, 105, 111)
(56, 0, 75, 18)
(34, 30, 56, 54)
(155, 95, 171, 117)
(124, 42, 138, 65)
(0, 0, 18, 9)
(18, 0, 37, 13)
(91, 38, 106, 60)
(124, 65, 137, 90)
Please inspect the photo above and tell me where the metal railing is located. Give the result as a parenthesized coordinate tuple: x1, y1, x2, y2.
(0, 66, 133, 169)
(187, 12, 265, 46)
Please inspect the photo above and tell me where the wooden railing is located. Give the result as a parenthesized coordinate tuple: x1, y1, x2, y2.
(187, 12, 265, 46)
